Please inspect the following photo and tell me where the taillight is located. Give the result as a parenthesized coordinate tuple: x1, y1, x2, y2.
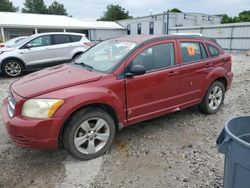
(83, 42, 92, 47)
(0, 44, 4, 48)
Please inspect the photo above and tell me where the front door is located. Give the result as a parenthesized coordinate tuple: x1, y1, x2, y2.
(125, 40, 181, 125)
(21, 35, 54, 66)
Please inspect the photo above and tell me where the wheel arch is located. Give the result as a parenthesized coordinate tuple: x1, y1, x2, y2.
(72, 51, 84, 60)
(1, 57, 26, 70)
(58, 102, 121, 148)
(201, 75, 228, 102)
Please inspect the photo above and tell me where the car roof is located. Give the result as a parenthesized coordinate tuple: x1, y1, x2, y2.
(116, 34, 216, 44)
(33, 32, 86, 37)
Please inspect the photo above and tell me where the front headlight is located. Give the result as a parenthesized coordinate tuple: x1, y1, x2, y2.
(22, 99, 64, 118)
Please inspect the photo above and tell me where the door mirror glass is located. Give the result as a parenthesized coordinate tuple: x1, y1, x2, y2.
(126, 64, 146, 77)
(26, 43, 32, 48)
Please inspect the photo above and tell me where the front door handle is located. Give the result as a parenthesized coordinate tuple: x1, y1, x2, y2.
(168, 71, 179, 76)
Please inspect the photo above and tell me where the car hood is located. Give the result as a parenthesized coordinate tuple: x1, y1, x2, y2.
(11, 64, 103, 98)
(0, 47, 14, 52)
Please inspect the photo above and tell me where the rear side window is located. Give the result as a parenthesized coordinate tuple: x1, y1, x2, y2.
(70, 35, 82, 42)
(53, 35, 71, 45)
(180, 42, 208, 64)
(207, 44, 219, 57)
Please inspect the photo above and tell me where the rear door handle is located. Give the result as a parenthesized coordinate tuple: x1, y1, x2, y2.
(168, 71, 179, 76)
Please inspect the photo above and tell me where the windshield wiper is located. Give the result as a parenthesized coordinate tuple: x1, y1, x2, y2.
(74, 61, 94, 70)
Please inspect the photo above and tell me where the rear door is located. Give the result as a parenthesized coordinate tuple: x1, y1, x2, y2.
(20, 35, 54, 66)
(52, 34, 73, 62)
(125, 40, 181, 124)
(177, 39, 212, 107)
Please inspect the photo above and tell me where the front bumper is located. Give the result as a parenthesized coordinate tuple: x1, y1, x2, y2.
(2, 98, 64, 149)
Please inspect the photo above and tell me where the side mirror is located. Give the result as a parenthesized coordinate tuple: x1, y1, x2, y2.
(125, 64, 146, 77)
(26, 43, 32, 48)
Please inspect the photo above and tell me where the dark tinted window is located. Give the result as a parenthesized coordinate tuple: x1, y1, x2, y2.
(181, 42, 207, 64)
(207, 44, 219, 57)
(53, 35, 70, 45)
(70, 35, 82, 42)
(127, 25, 131, 35)
(133, 43, 175, 72)
(30, 35, 51, 47)
(137, 23, 141, 35)
(149, 22, 154, 35)
(200, 43, 208, 58)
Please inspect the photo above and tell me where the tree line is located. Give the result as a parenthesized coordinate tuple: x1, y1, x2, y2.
(0, 0, 250, 23)
(0, 0, 68, 16)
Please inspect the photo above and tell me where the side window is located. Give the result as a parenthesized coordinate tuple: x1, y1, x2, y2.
(70, 35, 82, 42)
(149, 22, 154, 35)
(200, 43, 208, 59)
(132, 43, 175, 72)
(180, 42, 207, 64)
(30, 35, 51, 47)
(53, 35, 71, 45)
(127, 25, 131, 35)
(207, 44, 219, 57)
(137, 23, 141, 35)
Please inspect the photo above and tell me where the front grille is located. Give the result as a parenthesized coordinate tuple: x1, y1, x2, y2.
(7, 94, 16, 118)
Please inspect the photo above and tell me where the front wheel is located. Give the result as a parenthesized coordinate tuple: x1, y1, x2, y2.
(199, 81, 225, 114)
(63, 108, 116, 160)
(2, 59, 24, 77)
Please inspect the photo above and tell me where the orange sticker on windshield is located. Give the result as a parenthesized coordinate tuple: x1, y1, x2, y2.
(187, 46, 195, 56)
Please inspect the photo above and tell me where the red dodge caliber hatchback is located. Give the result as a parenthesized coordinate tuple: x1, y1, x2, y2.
(2, 35, 233, 160)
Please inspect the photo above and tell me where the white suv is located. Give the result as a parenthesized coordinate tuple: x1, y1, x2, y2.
(0, 32, 91, 77)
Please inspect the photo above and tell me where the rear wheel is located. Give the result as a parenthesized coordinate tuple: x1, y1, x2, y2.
(199, 81, 225, 114)
(73, 52, 83, 60)
(63, 108, 116, 160)
(2, 59, 24, 77)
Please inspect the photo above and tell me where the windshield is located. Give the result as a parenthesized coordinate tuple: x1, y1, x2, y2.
(74, 39, 137, 73)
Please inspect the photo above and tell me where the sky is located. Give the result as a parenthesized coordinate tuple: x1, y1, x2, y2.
(11, 0, 250, 20)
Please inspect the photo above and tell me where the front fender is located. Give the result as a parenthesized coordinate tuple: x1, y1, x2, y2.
(39, 85, 126, 126)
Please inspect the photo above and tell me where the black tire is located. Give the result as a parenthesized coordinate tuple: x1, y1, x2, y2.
(2, 59, 24, 77)
(199, 81, 225, 114)
(73, 52, 83, 60)
(63, 107, 116, 160)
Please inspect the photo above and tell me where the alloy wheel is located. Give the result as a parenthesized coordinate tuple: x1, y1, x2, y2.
(5, 61, 22, 77)
(74, 118, 110, 154)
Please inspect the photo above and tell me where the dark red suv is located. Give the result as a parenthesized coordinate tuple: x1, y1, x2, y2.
(2, 35, 233, 160)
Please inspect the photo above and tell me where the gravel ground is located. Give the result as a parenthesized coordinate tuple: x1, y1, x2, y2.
(0, 52, 249, 188)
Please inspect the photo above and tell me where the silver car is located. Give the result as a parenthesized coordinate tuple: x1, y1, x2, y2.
(0, 32, 91, 77)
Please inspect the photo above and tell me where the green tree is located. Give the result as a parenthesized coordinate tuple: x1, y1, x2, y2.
(238, 10, 250, 22)
(0, 0, 18, 12)
(220, 10, 250, 23)
(98, 4, 132, 21)
(167, 8, 182, 13)
(220, 14, 234, 23)
(22, 0, 47, 14)
(47, 1, 68, 16)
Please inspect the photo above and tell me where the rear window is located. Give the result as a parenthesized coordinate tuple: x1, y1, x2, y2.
(70, 35, 82, 42)
(53, 35, 71, 45)
(207, 44, 219, 57)
(180, 42, 208, 64)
